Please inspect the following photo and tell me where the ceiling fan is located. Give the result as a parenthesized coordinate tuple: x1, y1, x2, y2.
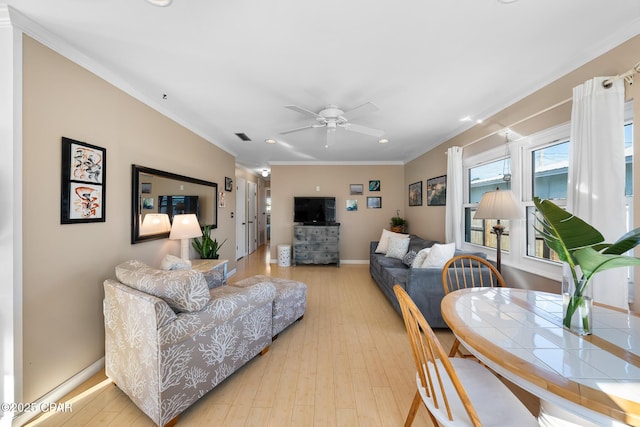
(280, 102, 384, 138)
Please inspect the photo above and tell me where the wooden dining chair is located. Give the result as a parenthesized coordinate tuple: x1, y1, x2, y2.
(393, 285, 538, 427)
(441, 255, 505, 357)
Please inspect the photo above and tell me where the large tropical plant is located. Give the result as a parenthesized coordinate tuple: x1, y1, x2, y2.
(192, 225, 227, 259)
(533, 197, 640, 330)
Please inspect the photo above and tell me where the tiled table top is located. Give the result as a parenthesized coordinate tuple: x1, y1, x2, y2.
(441, 287, 640, 426)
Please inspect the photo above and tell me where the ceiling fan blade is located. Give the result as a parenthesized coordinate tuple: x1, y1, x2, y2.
(341, 101, 380, 120)
(284, 105, 323, 119)
(279, 124, 318, 135)
(342, 122, 385, 138)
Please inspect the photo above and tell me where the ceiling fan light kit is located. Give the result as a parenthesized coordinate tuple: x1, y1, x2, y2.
(280, 102, 385, 139)
(146, 0, 173, 6)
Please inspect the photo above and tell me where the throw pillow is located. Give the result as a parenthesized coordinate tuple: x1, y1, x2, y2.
(402, 250, 417, 267)
(160, 254, 192, 271)
(421, 243, 456, 268)
(115, 260, 210, 313)
(411, 247, 432, 268)
(385, 236, 411, 260)
(375, 229, 409, 254)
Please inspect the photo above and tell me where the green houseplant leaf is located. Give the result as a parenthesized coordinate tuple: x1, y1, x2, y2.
(533, 197, 640, 333)
(192, 225, 226, 259)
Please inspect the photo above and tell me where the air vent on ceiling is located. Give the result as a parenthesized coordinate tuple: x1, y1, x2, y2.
(235, 133, 252, 142)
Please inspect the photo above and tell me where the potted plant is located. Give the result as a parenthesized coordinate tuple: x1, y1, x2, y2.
(390, 210, 407, 233)
(533, 197, 640, 334)
(192, 225, 227, 259)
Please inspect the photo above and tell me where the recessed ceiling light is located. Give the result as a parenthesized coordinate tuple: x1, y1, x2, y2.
(261, 169, 269, 177)
(378, 139, 389, 144)
(146, 0, 173, 6)
(265, 139, 277, 144)
(459, 116, 472, 122)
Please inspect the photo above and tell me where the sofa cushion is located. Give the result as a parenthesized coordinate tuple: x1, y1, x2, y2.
(385, 236, 411, 259)
(402, 250, 417, 267)
(115, 260, 210, 313)
(375, 229, 409, 254)
(408, 235, 439, 253)
(422, 243, 456, 268)
(411, 247, 432, 268)
(160, 254, 192, 271)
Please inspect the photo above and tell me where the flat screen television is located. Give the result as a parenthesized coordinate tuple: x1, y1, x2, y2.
(294, 196, 336, 225)
(158, 195, 199, 223)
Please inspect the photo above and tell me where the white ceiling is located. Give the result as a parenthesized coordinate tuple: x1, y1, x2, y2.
(6, 0, 640, 176)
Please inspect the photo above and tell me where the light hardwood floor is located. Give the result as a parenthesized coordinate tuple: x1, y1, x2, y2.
(25, 245, 537, 426)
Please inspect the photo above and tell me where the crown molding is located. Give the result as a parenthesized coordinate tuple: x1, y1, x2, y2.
(269, 160, 404, 166)
(6, 6, 235, 158)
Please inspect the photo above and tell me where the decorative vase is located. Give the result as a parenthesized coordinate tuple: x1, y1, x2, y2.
(562, 273, 593, 335)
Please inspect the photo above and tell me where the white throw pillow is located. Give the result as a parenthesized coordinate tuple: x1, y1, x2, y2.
(385, 236, 411, 259)
(160, 254, 192, 271)
(421, 243, 456, 268)
(411, 247, 432, 268)
(374, 229, 409, 254)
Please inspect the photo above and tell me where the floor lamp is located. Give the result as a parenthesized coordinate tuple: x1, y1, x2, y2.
(474, 188, 522, 272)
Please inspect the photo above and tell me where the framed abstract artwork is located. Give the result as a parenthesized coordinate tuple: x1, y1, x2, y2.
(350, 184, 363, 195)
(426, 175, 447, 206)
(61, 137, 106, 223)
(408, 181, 422, 206)
(369, 180, 381, 191)
(225, 177, 233, 192)
(367, 196, 382, 209)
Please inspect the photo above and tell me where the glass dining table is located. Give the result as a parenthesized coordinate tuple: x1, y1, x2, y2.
(441, 287, 640, 427)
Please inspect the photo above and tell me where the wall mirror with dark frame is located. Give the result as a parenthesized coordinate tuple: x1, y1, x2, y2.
(132, 165, 218, 244)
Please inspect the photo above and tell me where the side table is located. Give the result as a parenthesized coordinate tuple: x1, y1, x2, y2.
(191, 259, 228, 288)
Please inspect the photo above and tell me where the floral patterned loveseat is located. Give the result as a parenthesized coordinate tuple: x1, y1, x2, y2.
(103, 260, 276, 427)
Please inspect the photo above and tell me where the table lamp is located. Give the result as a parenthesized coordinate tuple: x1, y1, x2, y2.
(169, 214, 202, 260)
(139, 213, 171, 236)
(473, 187, 522, 272)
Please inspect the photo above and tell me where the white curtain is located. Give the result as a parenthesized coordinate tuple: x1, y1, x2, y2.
(568, 77, 626, 308)
(445, 146, 463, 247)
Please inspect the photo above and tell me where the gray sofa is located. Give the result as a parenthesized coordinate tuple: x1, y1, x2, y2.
(369, 235, 487, 328)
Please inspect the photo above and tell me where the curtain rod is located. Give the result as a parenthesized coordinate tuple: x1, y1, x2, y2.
(603, 60, 640, 88)
(456, 60, 640, 151)
(459, 96, 572, 150)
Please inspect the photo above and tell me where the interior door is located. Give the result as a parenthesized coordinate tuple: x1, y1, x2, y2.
(235, 177, 246, 260)
(247, 181, 257, 254)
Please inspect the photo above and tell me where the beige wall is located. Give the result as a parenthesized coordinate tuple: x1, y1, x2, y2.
(405, 34, 640, 296)
(270, 164, 404, 261)
(21, 36, 236, 402)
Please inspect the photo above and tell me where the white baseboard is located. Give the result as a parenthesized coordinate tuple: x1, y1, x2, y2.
(269, 259, 369, 265)
(12, 358, 105, 427)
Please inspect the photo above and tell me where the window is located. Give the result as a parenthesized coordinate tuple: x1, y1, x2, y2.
(465, 158, 512, 251)
(526, 140, 569, 261)
(462, 109, 633, 281)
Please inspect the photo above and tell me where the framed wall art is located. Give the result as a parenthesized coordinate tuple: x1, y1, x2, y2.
(346, 199, 358, 211)
(61, 137, 106, 223)
(369, 180, 380, 191)
(225, 177, 233, 192)
(426, 175, 447, 206)
(350, 184, 363, 195)
(367, 196, 381, 209)
(408, 181, 422, 206)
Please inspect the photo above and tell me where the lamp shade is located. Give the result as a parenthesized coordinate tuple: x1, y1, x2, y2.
(140, 213, 171, 236)
(474, 188, 522, 220)
(169, 214, 202, 240)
